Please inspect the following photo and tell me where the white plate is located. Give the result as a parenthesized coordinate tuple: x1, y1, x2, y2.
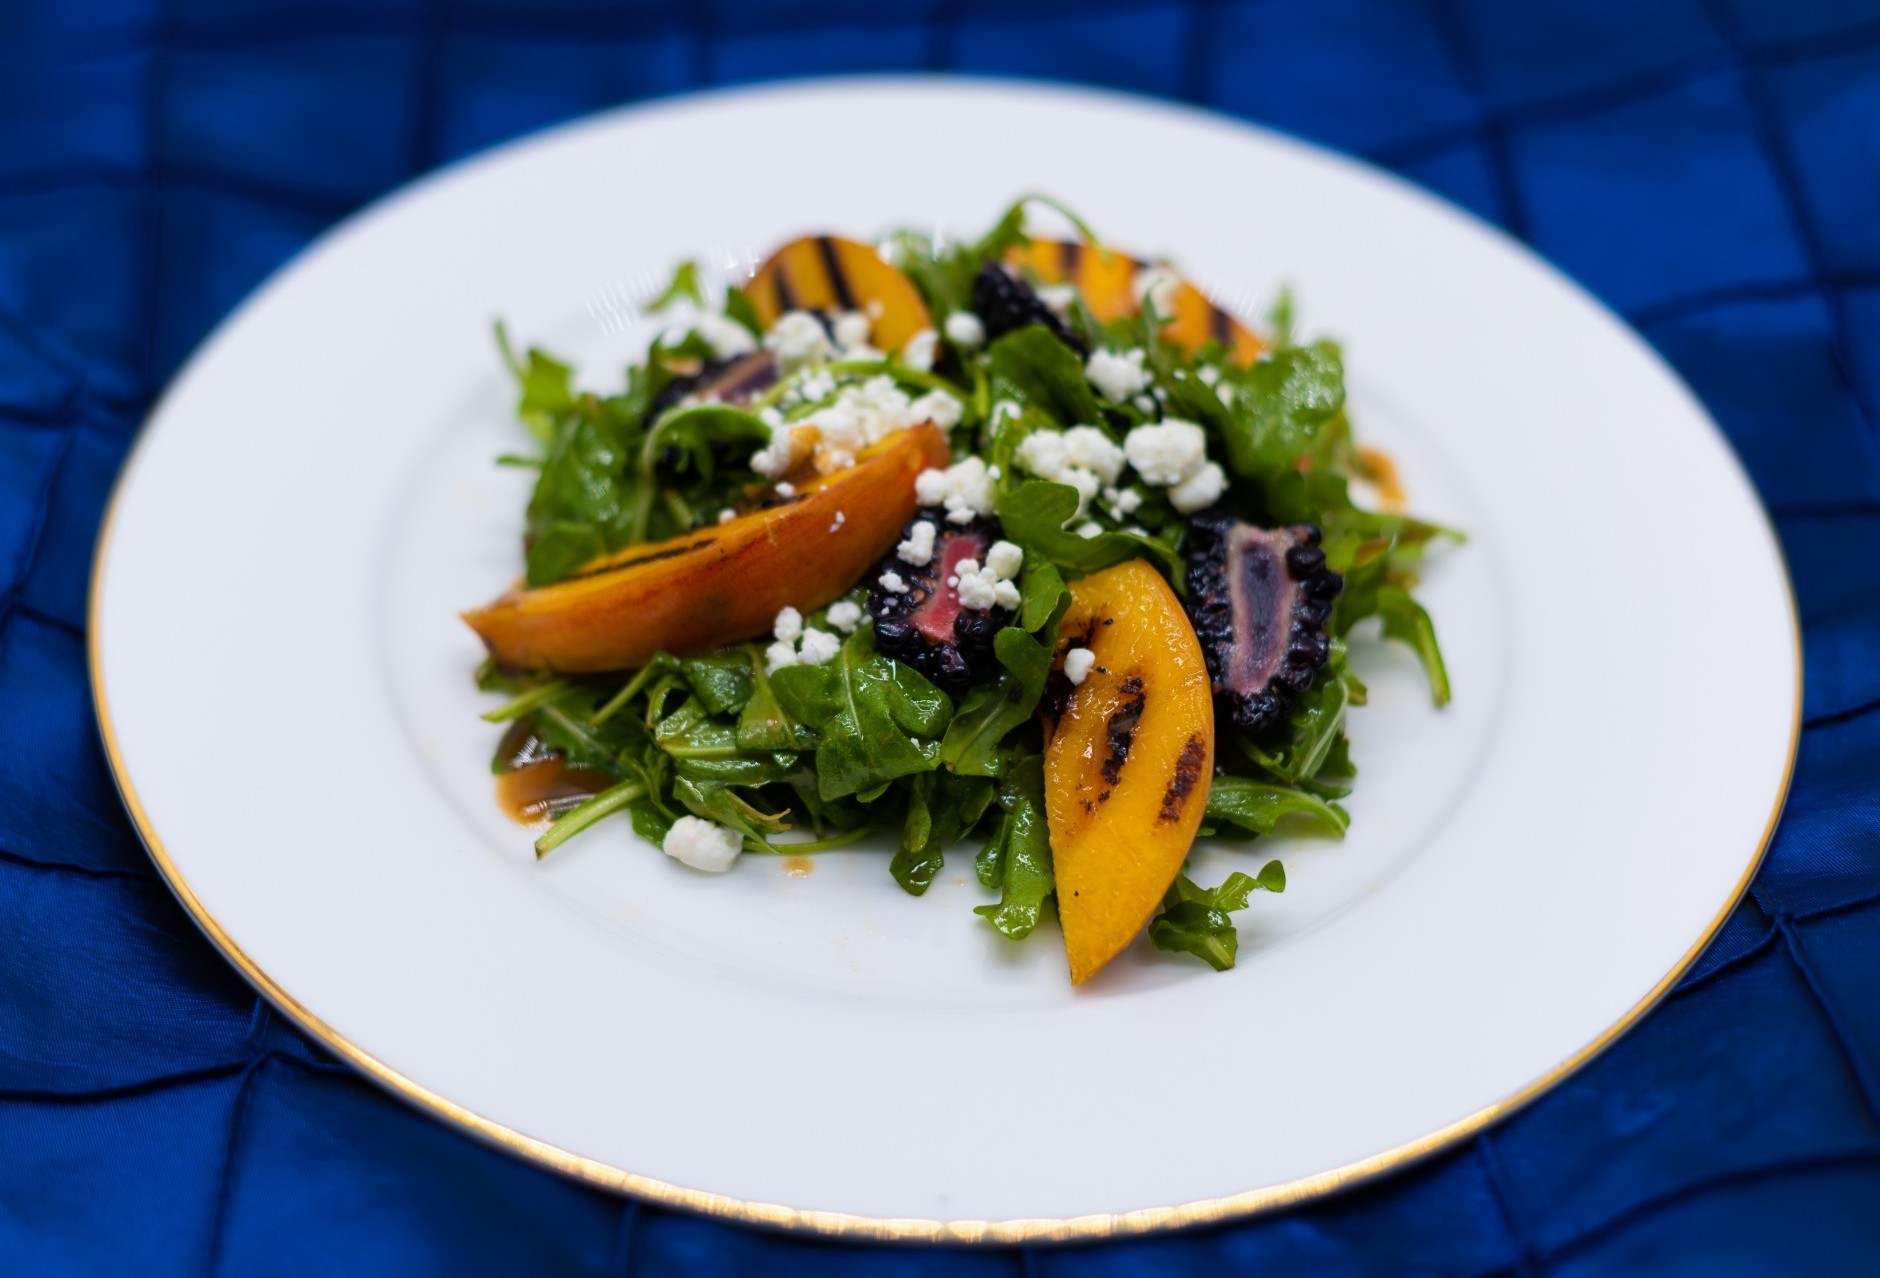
(91, 79, 1797, 1240)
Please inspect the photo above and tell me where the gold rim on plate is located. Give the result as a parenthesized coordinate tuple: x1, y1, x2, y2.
(85, 426, 1801, 1244)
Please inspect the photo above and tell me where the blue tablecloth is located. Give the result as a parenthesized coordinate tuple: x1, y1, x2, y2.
(4, 2, 1879, 1273)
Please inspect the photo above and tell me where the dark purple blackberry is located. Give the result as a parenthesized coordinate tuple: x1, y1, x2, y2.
(865, 510, 1013, 694)
(1184, 517, 1344, 734)
(970, 262, 1089, 357)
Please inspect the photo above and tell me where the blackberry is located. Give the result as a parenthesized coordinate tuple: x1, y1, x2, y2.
(970, 262, 1089, 357)
(865, 510, 1013, 694)
(1184, 517, 1344, 734)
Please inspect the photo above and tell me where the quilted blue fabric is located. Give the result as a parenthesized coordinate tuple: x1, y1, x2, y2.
(4, 1, 1879, 1273)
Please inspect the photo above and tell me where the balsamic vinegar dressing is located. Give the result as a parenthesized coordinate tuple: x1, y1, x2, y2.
(493, 717, 612, 826)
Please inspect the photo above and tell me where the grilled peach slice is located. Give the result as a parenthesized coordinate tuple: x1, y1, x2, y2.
(464, 424, 949, 673)
(746, 235, 933, 355)
(1043, 559, 1215, 984)
(1005, 238, 1264, 365)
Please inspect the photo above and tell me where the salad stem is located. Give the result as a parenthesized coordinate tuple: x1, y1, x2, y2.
(534, 780, 647, 859)
(590, 662, 660, 727)
(480, 678, 571, 724)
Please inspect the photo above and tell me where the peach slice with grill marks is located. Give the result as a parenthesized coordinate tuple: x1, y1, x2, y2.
(464, 424, 949, 674)
(1042, 559, 1216, 984)
(746, 235, 933, 355)
(1004, 237, 1264, 366)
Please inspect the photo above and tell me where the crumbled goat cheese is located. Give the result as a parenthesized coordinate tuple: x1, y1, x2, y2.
(897, 519, 937, 566)
(1076, 521, 1103, 538)
(944, 310, 986, 350)
(1133, 394, 1157, 415)
(1167, 461, 1228, 514)
(831, 311, 872, 353)
(829, 510, 846, 532)
(877, 237, 904, 266)
(758, 405, 784, 430)
(1104, 486, 1144, 518)
(775, 481, 795, 498)
(953, 558, 1000, 610)
(749, 425, 812, 479)
(717, 508, 736, 524)
(772, 606, 803, 644)
(916, 457, 994, 524)
(1216, 382, 1236, 406)
(1063, 647, 1097, 686)
(1062, 425, 1126, 483)
(1197, 365, 1221, 386)
(764, 640, 799, 674)
(988, 464, 1002, 480)
(908, 388, 963, 431)
(1062, 465, 1102, 517)
(1123, 419, 1208, 486)
(901, 328, 938, 372)
(795, 367, 837, 404)
(993, 579, 1021, 610)
(1036, 283, 1077, 319)
(985, 539, 1024, 580)
(663, 816, 743, 872)
(1133, 265, 1181, 319)
(1015, 429, 1069, 480)
(797, 627, 842, 667)
(879, 570, 909, 594)
(1086, 348, 1151, 403)
(696, 313, 756, 359)
(991, 398, 1023, 427)
(765, 311, 833, 371)
(825, 600, 863, 633)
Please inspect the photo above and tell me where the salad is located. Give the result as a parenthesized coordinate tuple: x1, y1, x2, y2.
(465, 198, 1454, 984)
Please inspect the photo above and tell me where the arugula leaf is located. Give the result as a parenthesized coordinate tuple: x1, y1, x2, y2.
(769, 629, 954, 801)
(973, 752, 1054, 939)
(986, 327, 1105, 429)
(1376, 585, 1452, 707)
(645, 260, 704, 312)
(1147, 861, 1285, 971)
(995, 480, 1182, 582)
(1214, 342, 1346, 481)
(681, 652, 755, 716)
(1241, 660, 1354, 785)
(1203, 778, 1349, 839)
(736, 650, 810, 751)
(941, 626, 1054, 777)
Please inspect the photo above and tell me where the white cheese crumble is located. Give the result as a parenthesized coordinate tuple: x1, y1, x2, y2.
(797, 627, 841, 667)
(1123, 419, 1208, 486)
(944, 310, 985, 350)
(765, 310, 833, 371)
(915, 457, 994, 524)
(696, 313, 757, 359)
(908, 388, 963, 431)
(1168, 461, 1228, 513)
(1015, 429, 1069, 480)
(829, 510, 846, 532)
(1086, 347, 1151, 403)
(1062, 465, 1102, 517)
(831, 310, 872, 353)
(825, 600, 863, 633)
(952, 539, 1024, 612)
(795, 367, 837, 404)
(1061, 426, 1126, 484)
(772, 606, 803, 644)
(897, 519, 937, 566)
(1063, 647, 1097, 686)
(879, 570, 909, 594)
(716, 508, 736, 524)
(1104, 485, 1144, 518)
(1075, 521, 1103, 538)
(1036, 283, 1077, 319)
(764, 640, 798, 673)
(1197, 365, 1221, 386)
(1132, 265, 1181, 320)
(985, 539, 1024, 580)
(663, 816, 743, 872)
(775, 481, 795, 498)
(901, 328, 938, 372)
(749, 425, 812, 479)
